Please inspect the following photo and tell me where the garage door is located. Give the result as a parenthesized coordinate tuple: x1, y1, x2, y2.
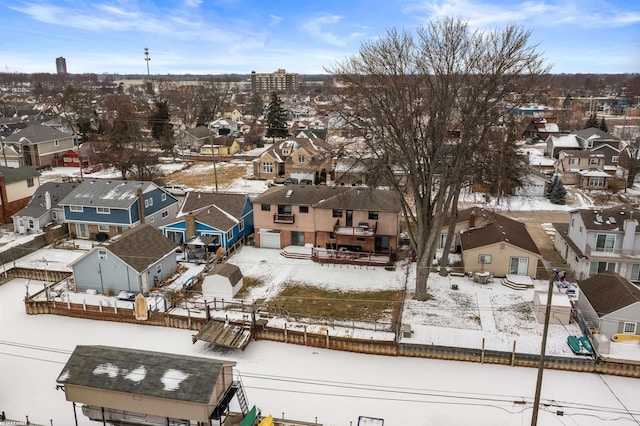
(260, 230, 281, 249)
(291, 172, 313, 181)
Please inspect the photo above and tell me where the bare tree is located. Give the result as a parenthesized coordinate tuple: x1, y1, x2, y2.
(330, 18, 548, 300)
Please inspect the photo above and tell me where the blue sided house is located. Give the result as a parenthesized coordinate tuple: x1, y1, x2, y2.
(161, 192, 253, 259)
(59, 179, 180, 240)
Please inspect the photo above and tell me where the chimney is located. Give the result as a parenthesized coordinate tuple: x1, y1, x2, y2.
(469, 210, 476, 228)
(137, 186, 145, 224)
(185, 213, 196, 239)
(44, 191, 51, 210)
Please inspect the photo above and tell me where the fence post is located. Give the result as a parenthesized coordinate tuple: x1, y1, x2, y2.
(481, 337, 485, 364)
(511, 340, 516, 366)
(326, 329, 330, 349)
(304, 325, 307, 346)
(284, 323, 288, 343)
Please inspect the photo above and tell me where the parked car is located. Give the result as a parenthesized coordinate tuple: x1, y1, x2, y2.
(300, 179, 313, 185)
(284, 178, 299, 185)
(163, 184, 192, 196)
(83, 164, 102, 174)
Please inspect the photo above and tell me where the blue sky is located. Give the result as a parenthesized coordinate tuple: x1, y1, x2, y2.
(1, 0, 639, 75)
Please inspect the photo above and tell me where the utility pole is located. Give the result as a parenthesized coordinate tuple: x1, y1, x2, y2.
(531, 275, 555, 425)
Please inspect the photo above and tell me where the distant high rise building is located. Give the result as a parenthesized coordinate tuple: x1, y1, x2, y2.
(56, 57, 67, 75)
(251, 69, 299, 94)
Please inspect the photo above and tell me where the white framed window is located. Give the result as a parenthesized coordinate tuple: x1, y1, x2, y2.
(98, 224, 109, 232)
(595, 234, 615, 252)
(148, 198, 153, 206)
(156, 264, 162, 274)
(478, 254, 492, 264)
(239, 219, 245, 232)
(569, 158, 579, 165)
(51, 211, 58, 220)
(612, 156, 619, 163)
(227, 229, 233, 239)
(588, 158, 599, 165)
(632, 264, 640, 281)
(161, 193, 167, 201)
(623, 322, 636, 334)
(98, 249, 107, 260)
(589, 261, 616, 277)
(509, 257, 529, 275)
(162, 211, 168, 218)
(588, 176, 605, 187)
(96, 207, 110, 214)
(298, 154, 305, 163)
(69, 205, 83, 212)
(144, 199, 149, 208)
(262, 162, 273, 173)
(54, 140, 59, 146)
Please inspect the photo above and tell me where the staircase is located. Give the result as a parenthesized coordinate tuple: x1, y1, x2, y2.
(280, 246, 312, 260)
(233, 373, 250, 417)
(501, 274, 534, 290)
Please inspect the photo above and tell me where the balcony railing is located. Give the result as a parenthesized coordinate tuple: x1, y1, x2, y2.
(585, 244, 640, 258)
(273, 213, 295, 224)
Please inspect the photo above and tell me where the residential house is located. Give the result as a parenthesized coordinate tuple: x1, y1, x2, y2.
(575, 127, 621, 150)
(2, 123, 75, 168)
(176, 126, 214, 152)
(252, 186, 401, 254)
(521, 117, 562, 141)
(222, 108, 244, 123)
(556, 149, 618, 188)
(553, 204, 640, 281)
(57, 148, 89, 168)
(12, 181, 78, 234)
(576, 270, 640, 340)
(199, 137, 241, 156)
(253, 137, 331, 183)
(209, 118, 238, 136)
(57, 346, 237, 425)
(59, 179, 180, 240)
(455, 208, 542, 278)
(544, 134, 581, 159)
(70, 224, 178, 294)
(161, 191, 254, 255)
(0, 165, 41, 224)
(514, 168, 550, 197)
(0, 144, 24, 168)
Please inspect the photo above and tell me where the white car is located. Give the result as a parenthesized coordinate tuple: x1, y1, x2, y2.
(163, 184, 192, 196)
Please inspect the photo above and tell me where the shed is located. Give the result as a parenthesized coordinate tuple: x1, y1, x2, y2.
(203, 263, 244, 300)
(533, 290, 572, 325)
(57, 345, 237, 424)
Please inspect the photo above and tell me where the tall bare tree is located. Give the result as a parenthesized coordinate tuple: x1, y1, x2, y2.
(330, 17, 548, 300)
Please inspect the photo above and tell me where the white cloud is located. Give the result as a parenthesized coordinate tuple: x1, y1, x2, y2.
(300, 14, 349, 47)
(269, 14, 283, 26)
(184, 0, 202, 6)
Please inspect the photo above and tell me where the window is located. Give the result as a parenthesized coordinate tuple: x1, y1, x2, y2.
(69, 205, 83, 212)
(586, 140, 593, 148)
(623, 322, 637, 334)
(162, 211, 168, 218)
(589, 261, 616, 277)
(509, 257, 529, 275)
(262, 162, 273, 173)
(144, 199, 149, 208)
(117, 226, 128, 233)
(478, 254, 492, 264)
(239, 219, 245, 232)
(227, 229, 233, 239)
(149, 217, 154, 223)
(63, 157, 72, 163)
(98, 249, 107, 260)
(569, 157, 579, 165)
(595, 234, 615, 252)
(571, 218, 575, 228)
(148, 198, 153, 207)
(156, 263, 162, 275)
(53, 152, 60, 159)
(98, 224, 109, 232)
(631, 264, 640, 281)
(96, 207, 110, 214)
(588, 176, 605, 187)
(332, 209, 343, 218)
(28, 219, 35, 229)
(299, 205, 309, 213)
(277, 205, 292, 215)
(51, 211, 58, 220)
(588, 158, 600, 165)
(368, 211, 379, 220)
(54, 140, 59, 146)
(161, 193, 167, 201)
(329, 232, 335, 239)
(298, 154, 305, 163)
(27, 178, 34, 187)
(612, 156, 619, 163)
(261, 203, 271, 212)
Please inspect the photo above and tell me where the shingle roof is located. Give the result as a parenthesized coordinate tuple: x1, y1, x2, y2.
(575, 128, 619, 141)
(209, 262, 243, 284)
(2, 123, 72, 143)
(459, 209, 540, 255)
(106, 224, 177, 273)
(0, 165, 40, 184)
(578, 270, 640, 317)
(14, 181, 79, 218)
(57, 345, 234, 404)
(179, 192, 248, 230)
(575, 204, 638, 232)
(252, 186, 401, 213)
(59, 179, 154, 209)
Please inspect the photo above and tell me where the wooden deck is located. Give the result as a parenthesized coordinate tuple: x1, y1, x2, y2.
(193, 319, 253, 350)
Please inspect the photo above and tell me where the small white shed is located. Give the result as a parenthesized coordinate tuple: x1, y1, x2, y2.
(202, 263, 244, 300)
(533, 290, 572, 325)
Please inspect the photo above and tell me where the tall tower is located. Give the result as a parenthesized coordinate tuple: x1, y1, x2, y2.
(56, 57, 67, 75)
(144, 47, 151, 76)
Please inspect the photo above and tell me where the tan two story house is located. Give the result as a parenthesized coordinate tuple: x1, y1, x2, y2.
(252, 186, 402, 256)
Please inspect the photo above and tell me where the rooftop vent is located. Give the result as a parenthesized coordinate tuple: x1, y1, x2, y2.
(286, 189, 293, 198)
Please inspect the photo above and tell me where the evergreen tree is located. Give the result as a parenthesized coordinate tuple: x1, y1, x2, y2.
(547, 175, 559, 198)
(148, 100, 174, 153)
(265, 92, 288, 139)
(599, 117, 608, 133)
(549, 179, 567, 204)
(585, 113, 598, 129)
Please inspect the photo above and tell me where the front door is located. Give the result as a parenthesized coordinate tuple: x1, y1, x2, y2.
(75, 223, 89, 239)
(346, 210, 353, 227)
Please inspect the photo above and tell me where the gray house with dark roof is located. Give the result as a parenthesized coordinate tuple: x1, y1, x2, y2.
(70, 224, 178, 294)
(12, 181, 78, 234)
(577, 270, 640, 339)
(59, 179, 180, 240)
(0, 165, 41, 224)
(57, 345, 237, 424)
(2, 123, 75, 168)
